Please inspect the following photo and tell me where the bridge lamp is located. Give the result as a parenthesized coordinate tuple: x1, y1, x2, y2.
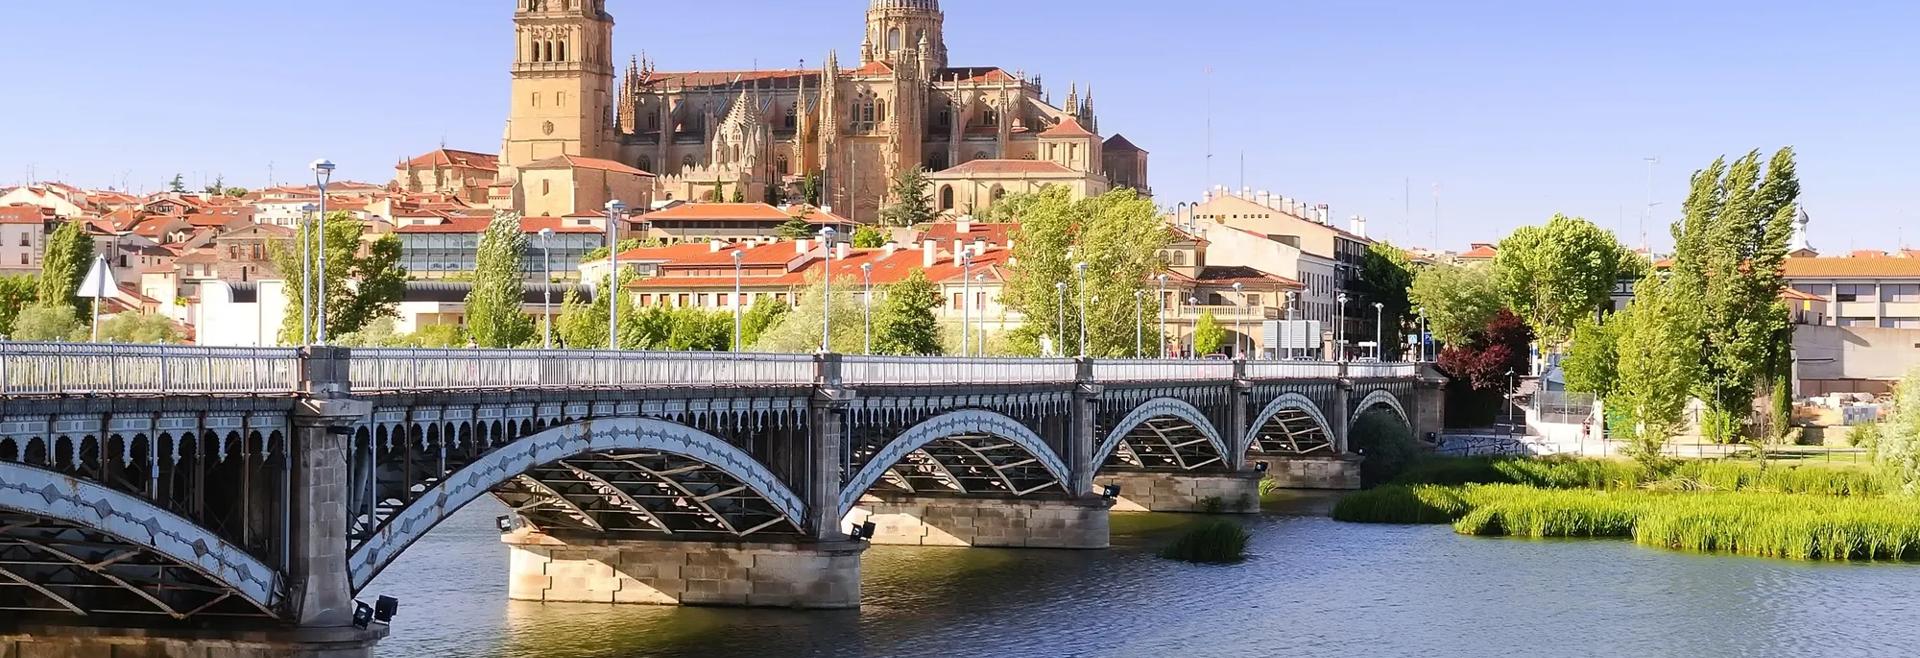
(1074, 261, 1088, 357)
(1186, 296, 1199, 358)
(974, 272, 989, 356)
(1232, 282, 1246, 359)
(861, 262, 874, 355)
(298, 203, 318, 345)
(820, 226, 837, 354)
(1101, 483, 1121, 500)
(1372, 301, 1385, 361)
(310, 158, 335, 344)
(733, 250, 746, 351)
(351, 601, 374, 629)
(605, 199, 627, 351)
(1156, 274, 1168, 359)
(1134, 289, 1145, 358)
(960, 251, 973, 357)
(1336, 293, 1350, 362)
(539, 228, 555, 350)
(1054, 281, 1067, 357)
(374, 595, 399, 623)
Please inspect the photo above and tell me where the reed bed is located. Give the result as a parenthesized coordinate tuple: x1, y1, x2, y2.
(1158, 519, 1251, 564)
(1391, 456, 1885, 497)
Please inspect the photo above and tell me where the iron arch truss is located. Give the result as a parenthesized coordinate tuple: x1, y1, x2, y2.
(1244, 393, 1337, 457)
(0, 462, 283, 621)
(346, 417, 807, 592)
(1095, 398, 1230, 472)
(838, 409, 1070, 518)
(1351, 390, 1410, 430)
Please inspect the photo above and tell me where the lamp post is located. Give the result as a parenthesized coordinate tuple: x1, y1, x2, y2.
(1336, 292, 1350, 362)
(539, 228, 555, 349)
(1419, 307, 1431, 362)
(975, 272, 988, 356)
(1074, 262, 1088, 357)
(1134, 289, 1145, 358)
(819, 226, 837, 353)
(310, 159, 334, 344)
(1284, 290, 1297, 360)
(605, 199, 626, 350)
(1054, 281, 1067, 357)
(1373, 301, 1386, 361)
(960, 251, 973, 357)
(732, 250, 745, 351)
(298, 203, 316, 345)
(1186, 296, 1199, 358)
(1156, 274, 1168, 359)
(1232, 281, 1245, 359)
(861, 262, 874, 355)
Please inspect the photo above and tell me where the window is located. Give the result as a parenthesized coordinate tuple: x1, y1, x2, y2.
(542, 180, 551, 196)
(875, 99, 887, 123)
(1837, 284, 1875, 302)
(639, 156, 653, 173)
(887, 27, 902, 52)
(1248, 294, 1262, 306)
(557, 91, 567, 107)
(17, 254, 24, 265)
(532, 92, 542, 108)
(784, 104, 798, 129)
(777, 154, 790, 175)
(1882, 284, 1920, 303)
(16, 232, 27, 247)
(952, 293, 962, 310)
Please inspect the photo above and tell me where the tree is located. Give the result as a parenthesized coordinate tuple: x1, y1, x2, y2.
(1407, 263, 1501, 347)
(38, 221, 94, 314)
(1000, 187, 1167, 357)
(729, 184, 746, 203)
(268, 212, 406, 344)
(203, 176, 226, 197)
(0, 276, 38, 335)
(224, 186, 250, 198)
(583, 238, 651, 262)
(1563, 316, 1619, 398)
(739, 296, 790, 349)
(1436, 310, 1533, 392)
(1876, 368, 1920, 495)
(752, 276, 864, 353)
(466, 211, 536, 347)
(1356, 242, 1418, 359)
(1666, 149, 1801, 442)
(663, 307, 731, 351)
(765, 181, 787, 206)
(1193, 311, 1228, 356)
(99, 313, 181, 344)
(877, 167, 934, 227)
(168, 174, 187, 193)
(778, 218, 817, 240)
(1493, 214, 1630, 347)
(801, 173, 822, 207)
(873, 268, 943, 355)
(851, 226, 886, 248)
(10, 304, 86, 342)
(1610, 278, 1701, 466)
(554, 269, 634, 349)
(705, 184, 726, 202)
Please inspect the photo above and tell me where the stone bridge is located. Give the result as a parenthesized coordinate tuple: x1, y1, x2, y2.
(0, 343, 1438, 657)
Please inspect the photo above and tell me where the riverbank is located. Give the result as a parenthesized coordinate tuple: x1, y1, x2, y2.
(1333, 457, 1920, 562)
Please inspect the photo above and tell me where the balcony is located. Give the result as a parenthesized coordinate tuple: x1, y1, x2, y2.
(1168, 305, 1281, 322)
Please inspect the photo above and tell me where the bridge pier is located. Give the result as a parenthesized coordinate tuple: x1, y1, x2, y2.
(502, 530, 865, 609)
(1096, 470, 1262, 513)
(1250, 455, 1364, 490)
(1, 625, 384, 658)
(848, 494, 1111, 549)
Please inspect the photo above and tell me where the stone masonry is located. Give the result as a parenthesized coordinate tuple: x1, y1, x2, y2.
(1096, 471, 1262, 514)
(502, 530, 865, 609)
(849, 495, 1112, 549)
(1251, 455, 1363, 490)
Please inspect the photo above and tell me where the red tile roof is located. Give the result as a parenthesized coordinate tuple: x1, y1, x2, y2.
(938, 67, 1017, 84)
(626, 245, 1013, 290)
(395, 216, 604, 235)
(920, 222, 1017, 245)
(522, 155, 654, 177)
(933, 159, 1078, 176)
(1103, 134, 1145, 153)
(1196, 266, 1303, 288)
(1038, 117, 1094, 138)
(0, 205, 42, 225)
(403, 148, 499, 172)
(851, 61, 894, 76)
(1460, 243, 1499, 260)
(1781, 287, 1824, 302)
(644, 203, 792, 221)
(1784, 257, 1920, 279)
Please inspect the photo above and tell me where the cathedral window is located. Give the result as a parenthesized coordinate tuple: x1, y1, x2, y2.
(646, 110, 659, 132)
(973, 150, 989, 161)
(875, 99, 887, 123)
(887, 27, 902, 52)
(639, 156, 653, 173)
(938, 185, 954, 211)
(982, 107, 999, 127)
(556, 40, 567, 62)
(783, 104, 798, 130)
(682, 154, 697, 172)
(776, 154, 790, 175)
(557, 92, 567, 107)
(532, 92, 542, 107)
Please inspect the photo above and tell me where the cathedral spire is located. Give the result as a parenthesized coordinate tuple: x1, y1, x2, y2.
(1065, 83, 1080, 114)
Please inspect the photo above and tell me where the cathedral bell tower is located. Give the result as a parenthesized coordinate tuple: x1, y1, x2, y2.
(502, 0, 616, 176)
(862, 0, 947, 70)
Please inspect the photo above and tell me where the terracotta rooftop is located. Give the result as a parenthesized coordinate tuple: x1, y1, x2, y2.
(1460, 243, 1499, 260)
(920, 221, 1017, 245)
(643, 69, 815, 89)
(1103, 134, 1145, 153)
(403, 148, 499, 172)
(1784, 257, 1920, 279)
(938, 67, 1018, 84)
(626, 245, 1013, 290)
(933, 159, 1078, 177)
(0, 205, 42, 224)
(1038, 117, 1094, 138)
(643, 203, 793, 221)
(521, 155, 654, 177)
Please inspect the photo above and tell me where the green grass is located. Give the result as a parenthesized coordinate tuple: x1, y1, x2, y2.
(1391, 455, 1886, 497)
(1331, 485, 1473, 524)
(1158, 520, 1250, 564)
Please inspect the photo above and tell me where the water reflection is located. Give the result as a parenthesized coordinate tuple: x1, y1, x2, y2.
(369, 498, 1920, 658)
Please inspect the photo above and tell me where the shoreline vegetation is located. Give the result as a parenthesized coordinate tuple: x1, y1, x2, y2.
(1332, 456, 1920, 562)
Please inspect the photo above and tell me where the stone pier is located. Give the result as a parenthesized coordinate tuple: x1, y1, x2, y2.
(0, 625, 385, 658)
(502, 530, 865, 609)
(1095, 471, 1262, 513)
(849, 495, 1112, 549)
(1251, 455, 1364, 490)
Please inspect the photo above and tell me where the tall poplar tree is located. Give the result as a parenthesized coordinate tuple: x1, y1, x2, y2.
(465, 211, 535, 347)
(38, 221, 94, 314)
(999, 187, 1168, 357)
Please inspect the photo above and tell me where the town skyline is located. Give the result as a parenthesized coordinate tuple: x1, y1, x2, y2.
(5, 0, 1919, 251)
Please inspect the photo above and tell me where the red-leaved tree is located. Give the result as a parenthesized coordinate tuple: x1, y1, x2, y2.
(1437, 309, 1534, 391)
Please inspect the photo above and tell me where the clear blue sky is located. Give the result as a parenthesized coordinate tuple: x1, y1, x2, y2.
(5, 0, 1917, 252)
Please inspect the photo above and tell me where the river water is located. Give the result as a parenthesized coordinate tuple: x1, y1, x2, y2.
(367, 497, 1920, 658)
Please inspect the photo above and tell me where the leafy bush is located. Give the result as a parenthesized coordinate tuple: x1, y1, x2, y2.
(1331, 485, 1472, 524)
(1158, 520, 1250, 564)
(1351, 410, 1419, 486)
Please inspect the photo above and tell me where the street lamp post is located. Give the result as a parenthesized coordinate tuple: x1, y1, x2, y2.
(1373, 301, 1385, 361)
(1054, 281, 1067, 357)
(1232, 281, 1245, 359)
(310, 159, 334, 344)
(819, 226, 837, 353)
(298, 203, 316, 345)
(1134, 290, 1145, 358)
(1186, 296, 1199, 358)
(861, 262, 874, 355)
(960, 252, 973, 357)
(539, 228, 555, 349)
(974, 272, 988, 356)
(732, 250, 745, 351)
(605, 199, 626, 350)
(1336, 292, 1350, 362)
(1074, 262, 1088, 357)
(1284, 290, 1297, 360)
(1156, 274, 1168, 359)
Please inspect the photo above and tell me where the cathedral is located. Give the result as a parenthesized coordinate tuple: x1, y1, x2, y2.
(499, 0, 1150, 222)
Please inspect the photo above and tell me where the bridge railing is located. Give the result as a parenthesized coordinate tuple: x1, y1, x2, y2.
(348, 349, 817, 392)
(1348, 362, 1418, 379)
(1092, 359, 1236, 382)
(0, 343, 302, 396)
(841, 356, 1078, 386)
(1245, 361, 1343, 380)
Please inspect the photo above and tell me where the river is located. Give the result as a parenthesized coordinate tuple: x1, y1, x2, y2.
(366, 498, 1920, 658)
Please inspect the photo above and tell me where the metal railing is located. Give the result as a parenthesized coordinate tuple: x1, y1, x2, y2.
(1092, 359, 1235, 382)
(1168, 304, 1282, 321)
(347, 349, 817, 393)
(1245, 360, 1343, 380)
(841, 356, 1078, 386)
(1347, 362, 1417, 379)
(0, 343, 302, 396)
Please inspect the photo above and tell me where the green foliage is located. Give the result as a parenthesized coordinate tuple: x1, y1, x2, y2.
(99, 313, 181, 344)
(1610, 277, 1699, 467)
(9, 304, 87, 341)
(1876, 369, 1920, 495)
(1563, 316, 1618, 397)
(1452, 486, 1642, 538)
(1351, 410, 1418, 486)
(1849, 423, 1882, 451)
(877, 167, 934, 227)
(873, 268, 944, 355)
(268, 212, 406, 344)
(777, 217, 817, 240)
(553, 270, 630, 350)
(168, 174, 187, 193)
(582, 238, 655, 263)
(801, 173, 822, 207)
(1390, 455, 1884, 497)
(1408, 263, 1501, 347)
(465, 212, 535, 348)
(38, 221, 94, 314)
(1157, 520, 1249, 564)
(1192, 311, 1227, 357)
(655, 307, 732, 351)
(704, 184, 725, 202)
(224, 187, 250, 198)
(850, 226, 886, 248)
(1356, 242, 1418, 359)
(999, 187, 1168, 357)
(1767, 374, 1795, 443)
(1493, 214, 1631, 346)
(407, 323, 470, 348)
(751, 276, 865, 353)
(0, 276, 38, 335)
(1667, 149, 1800, 441)
(1331, 485, 1473, 524)
(729, 184, 746, 203)
(739, 297, 790, 349)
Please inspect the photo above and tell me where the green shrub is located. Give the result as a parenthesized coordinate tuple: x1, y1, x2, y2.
(1848, 423, 1881, 450)
(1452, 486, 1644, 538)
(1392, 456, 1511, 486)
(1158, 520, 1250, 563)
(1352, 410, 1419, 486)
(1331, 485, 1473, 524)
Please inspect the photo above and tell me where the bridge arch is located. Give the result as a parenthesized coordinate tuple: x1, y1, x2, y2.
(1350, 390, 1410, 430)
(1244, 393, 1337, 457)
(346, 417, 807, 591)
(0, 461, 282, 619)
(1095, 398, 1230, 472)
(838, 409, 1071, 518)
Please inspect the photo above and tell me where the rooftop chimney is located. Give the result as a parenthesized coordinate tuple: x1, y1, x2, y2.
(973, 238, 987, 257)
(795, 239, 811, 255)
(1316, 204, 1330, 224)
(923, 240, 938, 268)
(709, 240, 725, 253)
(956, 219, 972, 235)
(883, 242, 899, 258)
(1349, 215, 1368, 238)
(836, 242, 851, 260)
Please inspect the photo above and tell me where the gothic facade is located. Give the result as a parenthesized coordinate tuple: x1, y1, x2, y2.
(500, 0, 1148, 222)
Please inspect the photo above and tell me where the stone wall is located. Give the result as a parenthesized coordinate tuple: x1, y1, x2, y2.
(503, 531, 864, 609)
(1252, 455, 1363, 490)
(0, 626, 383, 658)
(1096, 471, 1261, 513)
(849, 495, 1111, 549)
